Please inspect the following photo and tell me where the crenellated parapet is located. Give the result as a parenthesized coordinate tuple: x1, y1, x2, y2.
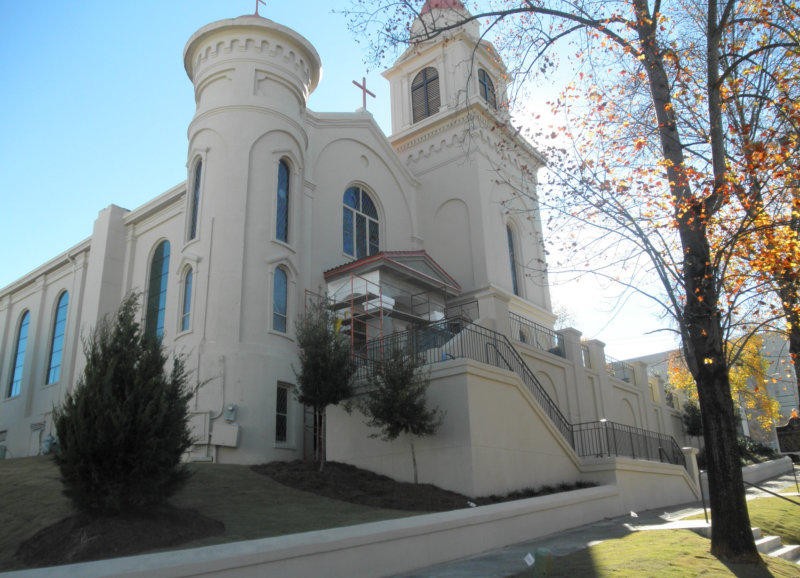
(184, 15, 321, 115)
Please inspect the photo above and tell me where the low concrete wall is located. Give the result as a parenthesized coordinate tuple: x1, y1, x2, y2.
(580, 456, 699, 513)
(7, 485, 626, 578)
(700, 456, 794, 497)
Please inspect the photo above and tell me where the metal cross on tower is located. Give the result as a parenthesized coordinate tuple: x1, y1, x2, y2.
(255, 0, 266, 16)
(352, 77, 376, 110)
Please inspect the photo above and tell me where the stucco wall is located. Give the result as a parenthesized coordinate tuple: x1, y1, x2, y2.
(328, 358, 582, 497)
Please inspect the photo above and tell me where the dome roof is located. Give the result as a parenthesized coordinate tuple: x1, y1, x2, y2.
(420, 0, 467, 14)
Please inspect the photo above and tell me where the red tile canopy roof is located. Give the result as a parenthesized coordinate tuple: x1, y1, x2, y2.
(324, 250, 461, 296)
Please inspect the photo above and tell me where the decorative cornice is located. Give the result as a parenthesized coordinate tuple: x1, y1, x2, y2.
(392, 105, 546, 168)
(185, 17, 321, 96)
(0, 240, 91, 298)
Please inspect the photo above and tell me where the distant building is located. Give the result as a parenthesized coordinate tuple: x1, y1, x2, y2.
(628, 332, 799, 447)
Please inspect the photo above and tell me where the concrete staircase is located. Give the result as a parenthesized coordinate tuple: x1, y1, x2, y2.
(698, 526, 800, 564)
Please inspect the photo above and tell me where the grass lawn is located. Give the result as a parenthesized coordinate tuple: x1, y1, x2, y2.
(514, 530, 800, 577)
(688, 496, 800, 545)
(0, 456, 415, 571)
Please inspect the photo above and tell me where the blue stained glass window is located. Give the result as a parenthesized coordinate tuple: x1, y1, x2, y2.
(361, 194, 378, 220)
(146, 241, 171, 340)
(276, 160, 289, 242)
(343, 187, 359, 209)
(342, 186, 379, 258)
(46, 292, 69, 384)
(368, 220, 379, 256)
(189, 160, 202, 240)
(343, 207, 354, 256)
(181, 268, 193, 332)
(356, 214, 367, 259)
(8, 311, 30, 397)
(273, 267, 288, 333)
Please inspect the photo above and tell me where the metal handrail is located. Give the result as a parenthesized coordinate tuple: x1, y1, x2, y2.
(508, 312, 565, 358)
(743, 480, 800, 506)
(355, 318, 685, 469)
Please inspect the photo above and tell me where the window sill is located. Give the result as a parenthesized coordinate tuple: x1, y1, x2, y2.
(273, 443, 296, 450)
(182, 237, 201, 251)
(271, 239, 296, 253)
(267, 330, 295, 342)
(175, 328, 193, 339)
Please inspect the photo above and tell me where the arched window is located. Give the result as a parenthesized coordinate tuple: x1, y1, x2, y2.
(180, 268, 193, 332)
(276, 159, 290, 243)
(273, 266, 288, 333)
(7, 310, 30, 398)
(507, 225, 520, 296)
(411, 67, 440, 123)
(188, 160, 202, 240)
(343, 186, 379, 259)
(146, 240, 171, 340)
(46, 292, 69, 384)
(478, 69, 497, 109)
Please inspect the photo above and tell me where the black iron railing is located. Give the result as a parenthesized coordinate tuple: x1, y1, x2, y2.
(606, 356, 635, 382)
(355, 318, 686, 469)
(508, 312, 565, 358)
(572, 421, 685, 466)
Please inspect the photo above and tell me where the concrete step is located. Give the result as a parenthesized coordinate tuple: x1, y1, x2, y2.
(755, 535, 782, 554)
(695, 525, 760, 539)
(769, 544, 800, 562)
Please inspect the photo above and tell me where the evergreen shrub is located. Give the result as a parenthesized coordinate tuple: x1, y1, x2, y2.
(54, 294, 194, 514)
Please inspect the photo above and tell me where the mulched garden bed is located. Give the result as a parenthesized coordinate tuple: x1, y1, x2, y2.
(15, 505, 224, 568)
(252, 460, 594, 512)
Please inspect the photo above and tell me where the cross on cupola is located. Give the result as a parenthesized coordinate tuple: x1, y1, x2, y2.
(254, 0, 266, 16)
(352, 76, 376, 111)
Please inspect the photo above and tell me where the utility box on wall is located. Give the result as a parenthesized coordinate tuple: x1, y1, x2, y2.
(211, 422, 240, 448)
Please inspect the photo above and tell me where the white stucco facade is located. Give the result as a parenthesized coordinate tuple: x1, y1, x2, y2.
(0, 5, 690, 498)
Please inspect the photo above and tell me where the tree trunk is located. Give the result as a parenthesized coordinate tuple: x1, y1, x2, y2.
(410, 439, 418, 484)
(318, 407, 326, 473)
(630, 0, 759, 562)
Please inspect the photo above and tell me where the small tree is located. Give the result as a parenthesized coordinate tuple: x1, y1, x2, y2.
(54, 293, 193, 514)
(363, 347, 443, 484)
(295, 298, 354, 471)
(682, 401, 704, 439)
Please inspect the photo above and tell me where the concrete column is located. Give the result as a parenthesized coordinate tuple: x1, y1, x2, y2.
(80, 205, 129, 336)
(631, 361, 651, 429)
(586, 339, 611, 420)
(476, 292, 509, 333)
(682, 446, 701, 493)
(558, 327, 589, 422)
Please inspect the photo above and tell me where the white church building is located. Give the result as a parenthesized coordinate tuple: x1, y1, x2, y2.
(0, 1, 698, 504)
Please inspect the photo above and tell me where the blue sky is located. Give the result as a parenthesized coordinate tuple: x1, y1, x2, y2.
(0, 0, 392, 286)
(0, 0, 677, 357)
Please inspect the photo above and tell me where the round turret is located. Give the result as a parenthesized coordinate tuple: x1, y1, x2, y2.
(184, 15, 321, 120)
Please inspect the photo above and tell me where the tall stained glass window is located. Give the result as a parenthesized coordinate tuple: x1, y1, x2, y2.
(146, 241, 171, 340)
(8, 311, 30, 397)
(276, 160, 290, 243)
(342, 186, 379, 259)
(46, 292, 69, 384)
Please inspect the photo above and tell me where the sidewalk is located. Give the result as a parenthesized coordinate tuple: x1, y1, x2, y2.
(395, 468, 800, 578)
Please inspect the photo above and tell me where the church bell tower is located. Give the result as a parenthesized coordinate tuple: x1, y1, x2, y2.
(383, 0, 553, 326)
